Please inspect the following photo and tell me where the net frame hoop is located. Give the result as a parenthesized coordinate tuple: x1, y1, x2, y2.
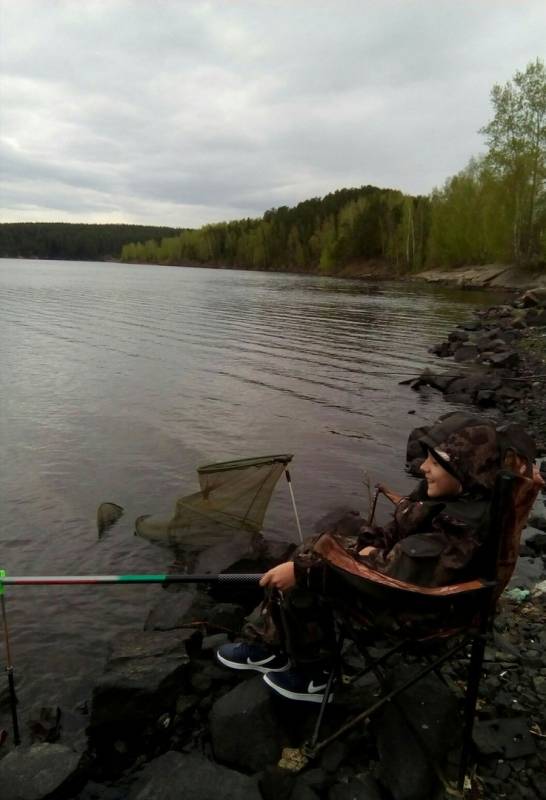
(197, 454, 293, 475)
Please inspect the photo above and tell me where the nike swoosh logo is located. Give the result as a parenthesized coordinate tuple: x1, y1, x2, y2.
(247, 655, 276, 666)
(307, 680, 327, 693)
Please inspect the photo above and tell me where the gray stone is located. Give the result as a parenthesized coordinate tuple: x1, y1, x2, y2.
(328, 775, 383, 800)
(488, 351, 520, 369)
(144, 587, 211, 631)
(89, 629, 193, 731)
(127, 750, 261, 800)
(210, 675, 287, 772)
(453, 344, 479, 363)
(473, 718, 536, 759)
(0, 743, 85, 800)
(373, 671, 458, 800)
(258, 766, 296, 800)
(320, 740, 347, 773)
(508, 557, 544, 590)
(522, 289, 546, 308)
(526, 531, 546, 553)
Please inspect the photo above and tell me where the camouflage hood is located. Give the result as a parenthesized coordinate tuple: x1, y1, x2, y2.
(415, 412, 537, 494)
(420, 419, 501, 495)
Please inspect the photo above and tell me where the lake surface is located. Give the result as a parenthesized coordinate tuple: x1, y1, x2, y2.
(0, 258, 505, 741)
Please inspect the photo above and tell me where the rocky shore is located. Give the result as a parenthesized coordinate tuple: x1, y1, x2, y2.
(1, 292, 545, 800)
(406, 287, 546, 455)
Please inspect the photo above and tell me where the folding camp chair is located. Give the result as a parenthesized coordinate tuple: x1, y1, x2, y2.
(288, 468, 543, 792)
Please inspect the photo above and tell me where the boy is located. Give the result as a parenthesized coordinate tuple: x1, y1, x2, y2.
(216, 414, 536, 702)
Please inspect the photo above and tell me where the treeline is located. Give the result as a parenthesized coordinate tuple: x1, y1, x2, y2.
(428, 59, 546, 268)
(122, 59, 545, 274)
(0, 222, 181, 262)
(122, 187, 430, 273)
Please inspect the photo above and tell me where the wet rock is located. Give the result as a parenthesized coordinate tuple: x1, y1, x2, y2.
(430, 342, 451, 357)
(144, 587, 209, 631)
(460, 319, 481, 331)
(530, 772, 546, 799)
(525, 308, 546, 326)
(28, 705, 62, 743)
(488, 351, 520, 369)
(205, 602, 247, 633)
(373, 671, 458, 800)
(210, 675, 288, 772)
(96, 502, 124, 537)
(508, 558, 544, 590)
(526, 532, 546, 554)
(532, 676, 546, 697)
(127, 750, 261, 800)
(292, 784, 320, 800)
(258, 765, 296, 800)
(453, 344, 479, 362)
(0, 742, 86, 800)
(473, 718, 536, 759)
(320, 740, 347, 773)
(522, 289, 546, 308)
(476, 390, 496, 408)
(329, 775, 383, 800)
(88, 628, 195, 759)
(448, 329, 470, 343)
(528, 515, 546, 533)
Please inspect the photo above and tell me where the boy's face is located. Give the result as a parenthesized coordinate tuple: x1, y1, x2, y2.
(420, 453, 462, 498)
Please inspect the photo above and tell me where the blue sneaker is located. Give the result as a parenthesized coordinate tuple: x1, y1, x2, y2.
(263, 667, 335, 703)
(216, 642, 290, 673)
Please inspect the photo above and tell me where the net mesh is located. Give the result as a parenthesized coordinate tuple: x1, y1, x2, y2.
(135, 454, 293, 547)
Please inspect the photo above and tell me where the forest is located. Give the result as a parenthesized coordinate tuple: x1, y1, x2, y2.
(120, 59, 546, 275)
(0, 222, 180, 262)
(1, 61, 543, 276)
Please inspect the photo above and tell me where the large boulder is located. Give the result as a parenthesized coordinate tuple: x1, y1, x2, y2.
(88, 628, 196, 762)
(127, 750, 261, 800)
(209, 675, 288, 772)
(0, 742, 86, 800)
(453, 344, 479, 363)
(373, 671, 458, 800)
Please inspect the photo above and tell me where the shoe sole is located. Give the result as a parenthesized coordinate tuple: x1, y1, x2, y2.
(263, 673, 334, 703)
(216, 652, 290, 674)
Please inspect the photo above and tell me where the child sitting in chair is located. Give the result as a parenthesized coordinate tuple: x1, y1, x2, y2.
(216, 413, 538, 703)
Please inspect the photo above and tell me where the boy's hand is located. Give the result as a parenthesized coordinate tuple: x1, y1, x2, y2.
(358, 545, 378, 557)
(259, 562, 296, 591)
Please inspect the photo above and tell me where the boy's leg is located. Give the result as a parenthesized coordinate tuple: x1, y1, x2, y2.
(216, 586, 336, 687)
(262, 587, 339, 703)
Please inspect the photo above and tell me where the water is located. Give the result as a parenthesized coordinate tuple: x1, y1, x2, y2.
(0, 258, 504, 740)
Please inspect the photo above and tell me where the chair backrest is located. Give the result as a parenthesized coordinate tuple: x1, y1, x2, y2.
(486, 468, 544, 598)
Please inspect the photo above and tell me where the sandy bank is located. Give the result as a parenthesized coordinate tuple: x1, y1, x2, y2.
(413, 264, 546, 291)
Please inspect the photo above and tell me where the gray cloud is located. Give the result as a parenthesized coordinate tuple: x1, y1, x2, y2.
(0, 0, 545, 227)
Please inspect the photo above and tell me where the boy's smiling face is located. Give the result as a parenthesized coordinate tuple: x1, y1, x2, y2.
(420, 453, 462, 498)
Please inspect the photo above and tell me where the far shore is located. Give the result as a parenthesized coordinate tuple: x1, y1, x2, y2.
(4, 255, 546, 291)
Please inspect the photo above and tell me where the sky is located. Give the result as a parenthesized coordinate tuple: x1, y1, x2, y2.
(0, 1, 545, 229)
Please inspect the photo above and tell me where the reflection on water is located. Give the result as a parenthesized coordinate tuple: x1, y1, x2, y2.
(0, 258, 506, 739)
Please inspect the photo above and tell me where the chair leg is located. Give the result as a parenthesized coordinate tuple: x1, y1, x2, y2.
(308, 633, 344, 749)
(458, 633, 486, 791)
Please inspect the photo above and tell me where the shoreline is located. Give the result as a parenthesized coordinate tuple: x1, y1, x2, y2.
(4, 254, 546, 292)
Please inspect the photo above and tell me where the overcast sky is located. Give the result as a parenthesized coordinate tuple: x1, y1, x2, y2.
(0, 1, 544, 228)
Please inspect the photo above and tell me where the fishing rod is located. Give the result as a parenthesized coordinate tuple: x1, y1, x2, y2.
(0, 572, 263, 586)
(0, 570, 263, 748)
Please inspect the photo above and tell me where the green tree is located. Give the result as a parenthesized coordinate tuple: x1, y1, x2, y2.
(480, 58, 546, 264)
